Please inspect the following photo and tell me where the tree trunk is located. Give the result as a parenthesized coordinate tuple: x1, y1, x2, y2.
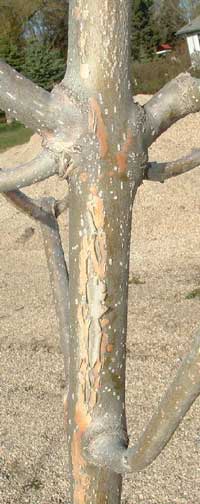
(67, 173, 137, 503)
(63, 2, 142, 501)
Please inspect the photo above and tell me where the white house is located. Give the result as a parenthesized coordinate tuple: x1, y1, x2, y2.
(176, 16, 200, 64)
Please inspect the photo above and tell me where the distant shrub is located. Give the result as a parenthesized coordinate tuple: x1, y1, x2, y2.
(22, 38, 66, 91)
(132, 53, 192, 95)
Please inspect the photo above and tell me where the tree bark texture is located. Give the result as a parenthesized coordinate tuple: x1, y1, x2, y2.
(0, 1, 200, 503)
(65, 2, 144, 501)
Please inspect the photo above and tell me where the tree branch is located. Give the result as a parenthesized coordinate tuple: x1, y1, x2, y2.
(0, 149, 59, 192)
(144, 149, 200, 183)
(144, 73, 200, 146)
(40, 198, 70, 379)
(2, 189, 70, 376)
(0, 60, 86, 138)
(1, 189, 57, 228)
(0, 60, 56, 131)
(86, 329, 200, 474)
(54, 194, 69, 218)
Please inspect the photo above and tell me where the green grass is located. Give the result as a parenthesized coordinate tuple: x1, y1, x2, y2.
(128, 274, 146, 285)
(0, 121, 33, 152)
(185, 288, 200, 300)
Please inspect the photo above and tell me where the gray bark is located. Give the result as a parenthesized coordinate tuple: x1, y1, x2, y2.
(0, 59, 86, 141)
(145, 149, 200, 182)
(40, 198, 70, 379)
(1, 1, 200, 503)
(86, 328, 200, 472)
(0, 150, 59, 191)
(144, 73, 200, 146)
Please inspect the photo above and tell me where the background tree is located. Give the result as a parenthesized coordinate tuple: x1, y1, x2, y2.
(0, 0, 67, 90)
(1, 1, 200, 503)
(0, 36, 24, 73)
(0, 0, 68, 50)
(150, 0, 185, 46)
(131, 0, 155, 60)
(26, 0, 69, 54)
(22, 38, 65, 91)
(0, 0, 42, 43)
(182, 0, 200, 19)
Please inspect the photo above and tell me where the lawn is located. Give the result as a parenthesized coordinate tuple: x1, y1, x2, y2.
(0, 121, 33, 152)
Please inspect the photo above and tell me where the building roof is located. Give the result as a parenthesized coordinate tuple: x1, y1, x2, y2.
(157, 43, 173, 50)
(176, 16, 200, 36)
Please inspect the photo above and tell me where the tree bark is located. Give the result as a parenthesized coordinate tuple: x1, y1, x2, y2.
(64, 1, 137, 501)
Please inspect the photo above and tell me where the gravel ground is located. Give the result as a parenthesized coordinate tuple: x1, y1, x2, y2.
(0, 95, 200, 504)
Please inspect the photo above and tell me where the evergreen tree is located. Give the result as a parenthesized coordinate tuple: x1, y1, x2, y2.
(0, 36, 24, 73)
(22, 38, 66, 91)
(131, 0, 156, 61)
(151, 0, 185, 45)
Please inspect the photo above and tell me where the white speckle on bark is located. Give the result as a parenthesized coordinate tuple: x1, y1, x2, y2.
(6, 92, 16, 100)
(36, 109, 45, 117)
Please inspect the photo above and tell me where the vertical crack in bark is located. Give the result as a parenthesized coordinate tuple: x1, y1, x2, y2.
(88, 97, 135, 183)
(116, 128, 134, 174)
(89, 97, 109, 158)
(72, 186, 110, 502)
